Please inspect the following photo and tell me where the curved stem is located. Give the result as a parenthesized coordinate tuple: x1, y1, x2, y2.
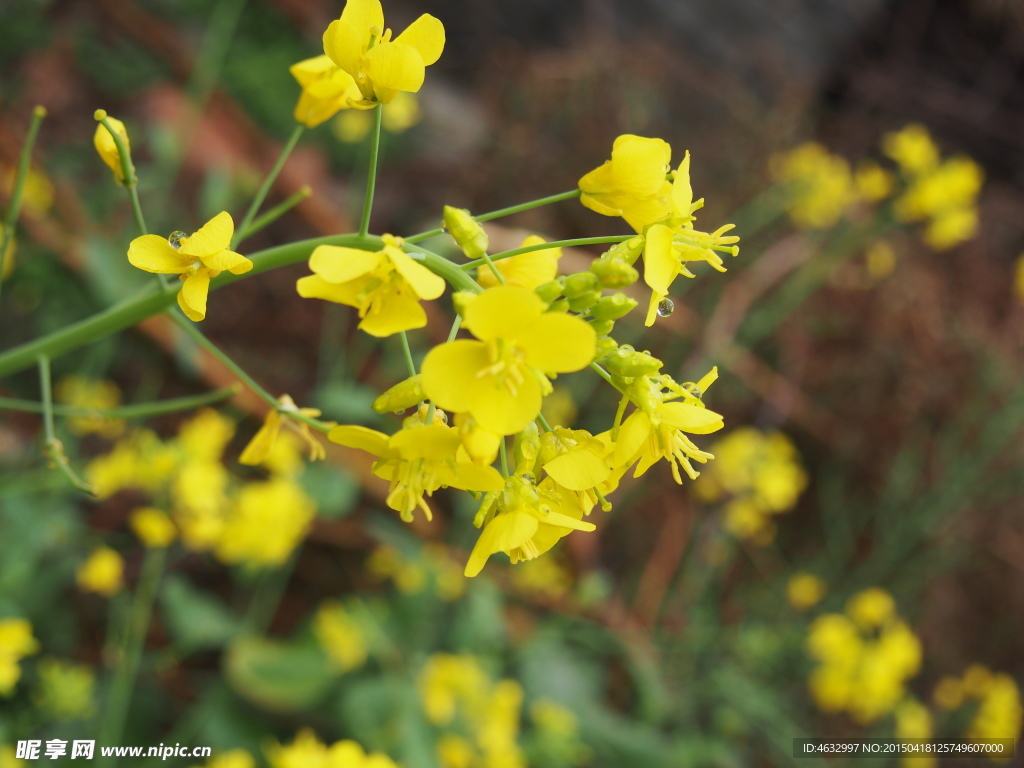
(234, 125, 305, 249)
(239, 186, 311, 243)
(399, 331, 417, 377)
(37, 355, 94, 494)
(462, 235, 632, 270)
(404, 189, 582, 244)
(358, 104, 383, 237)
(0, 106, 47, 309)
(403, 242, 482, 294)
(0, 385, 238, 419)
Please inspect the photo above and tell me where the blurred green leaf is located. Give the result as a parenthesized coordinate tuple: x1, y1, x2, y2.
(225, 634, 333, 712)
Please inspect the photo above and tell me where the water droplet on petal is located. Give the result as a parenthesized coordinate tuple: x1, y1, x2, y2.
(168, 231, 187, 249)
(657, 298, 675, 317)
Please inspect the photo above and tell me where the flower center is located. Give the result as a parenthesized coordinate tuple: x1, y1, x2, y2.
(477, 338, 527, 396)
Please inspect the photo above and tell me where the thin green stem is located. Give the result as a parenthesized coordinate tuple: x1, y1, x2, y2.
(590, 361, 624, 394)
(0, 106, 46, 308)
(127, 184, 148, 236)
(402, 242, 482, 294)
(499, 437, 509, 477)
(238, 186, 311, 243)
(234, 125, 305, 249)
(399, 331, 417, 377)
(536, 413, 553, 432)
(0, 385, 238, 419)
(241, 552, 297, 635)
(99, 546, 166, 766)
(37, 355, 94, 494)
(462, 235, 632, 270)
(447, 315, 462, 342)
(359, 104, 383, 237)
(405, 189, 582, 244)
(477, 252, 506, 285)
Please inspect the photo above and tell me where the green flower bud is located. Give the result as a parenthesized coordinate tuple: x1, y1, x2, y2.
(373, 375, 425, 413)
(534, 278, 564, 303)
(442, 205, 489, 260)
(594, 336, 618, 359)
(562, 271, 598, 298)
(589, 319, 614, 336)
(452, 290, 477, 317)
(589, 257, 639, 289)
(567, 290, 600, 313)
(590, 293, 637, 322)
(513, 422, 540, 476)
(605, 235, 645, 264)
(547, 298, 570, 313)
(601, 347, 663, 378)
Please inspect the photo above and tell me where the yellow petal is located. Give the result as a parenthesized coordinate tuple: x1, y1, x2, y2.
(643, 223, 677, 294)
(672, 151, 693, 215)
(538, 509, 597, 532)
(610, 134, 672, 198)
(328, 424, 390, 457)
(239, 411, 283, 466)
(449, 462, 504, 493)
(363, 42, 426, 94)
(358, 290, 427, 337)
(393, 14, 445, 66)
(463, 285, 544, 342)
(127, 235, 190, 274)
(339, 0, 384, 39)
(203, 249, 252, 274)
(612, 411, 649, 468)
(179, 211, 234, 257)
(296, 274, 363, 306)
(517, 313, 595, 374)
(464, 511, 538, 577)
(179, 272, 210, 321)
(289, 55, 336, 87)
(323, 19, 365, 78)
(388, 249, 446, 299)
(421, 340, 489, 415)
(543, 450, 610, 491)
(309, 245, 381, 283)
(470, 369, 542, 436)
(388, 424, 460, 459)
(659, 402, 724, 434)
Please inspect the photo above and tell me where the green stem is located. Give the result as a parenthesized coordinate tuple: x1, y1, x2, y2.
(234, 125, 305, 249)
(447, 315, 462, 342)
(499, 437, 509, 477)
(37, 355, 94, 494)
(399, 331, 417, 377)
(402, 243, 482, 294)
(404, 189, 582, 244)
(241, 553, 298, 635)
(536, 413, 553, 432)
(99, 546, 166, 763)
(0, 106, 46, 308)
(589, 361, 624, 394)
(0, 385, 238, 419)
(238, 186, 311, 243)
(359, 104, 383, 237)
(477, 252, 506, 285)
(462, 235, 632, 270)
(127, 184, 148, 236)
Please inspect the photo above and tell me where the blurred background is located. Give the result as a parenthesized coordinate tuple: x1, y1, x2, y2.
(1, 0, 1023, 765)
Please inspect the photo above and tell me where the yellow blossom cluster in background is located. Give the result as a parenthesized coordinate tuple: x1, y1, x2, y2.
(76, 546, 124, 597)
(0, 618, 39, 696)
(367, 543, 466, 601)
(267, 729, 399, 768)
(313, 601, 368, 673)
(55, 375, 125, 438)
(806, 588, 922, 723)
(33, 658, 96, 720)
(695, 427, 807, 544)
(935, 665, 1023, 751)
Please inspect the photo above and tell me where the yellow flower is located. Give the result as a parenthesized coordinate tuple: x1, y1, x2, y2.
(55, 376, 125, 438)
(854, 160, 894, 203)
(290, 55, 361, 128)
(313, 602, 367, 673)
(128, 212, 252, 322)
(478, 235, 562, 289)
(76, 547, 124, 597)
(882, 124, 939, 175)
(772, 142, 856, 229)
(239, 395, 326, 467)
(0, 619, 39, 697)
(266, 730, 327, 768)
(421, 286, 596, 435)
(382, 91, 420, 132)
(34, 658, 95, 720)
(329, 415, 503, 522)
(578, 134, 675, 232)
(215, 479, 315, 568)
(787, 573, 826, 610)
(297, 234, 445, 337)
(846, 588, 895, 630)
(895, 699, 936, 768)
(4, 164, 54, 216)
(419, 654, 489, 725)
(464, 475, 595, 577)
(967, 672, 1022, 746)
(93, 114, 131, 184)
(323, 0, 445, 108)
(129, 507, 177, 548)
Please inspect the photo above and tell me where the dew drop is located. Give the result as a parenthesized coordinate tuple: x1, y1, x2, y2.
(167, 230, 187, 249)
(657, 297, 675, 317)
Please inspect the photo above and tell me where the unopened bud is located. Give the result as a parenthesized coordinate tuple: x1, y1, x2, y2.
(442, 205, 489, 260)
(602, 347, 663, 378)
(589, 319, 614, 336)
(567, 290, 600, 313)
(534, 278, 564, 304)
(513, 422, 540, 476)
(590, 293, 637, 322)
(372, 375, 424, 413)
(589, 257, 639, 289)
(452, 290, 477, 317)
(562, 271, 598, 298)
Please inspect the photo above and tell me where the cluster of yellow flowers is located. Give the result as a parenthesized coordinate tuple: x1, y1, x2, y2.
(367, 543, 466, 601)
(54, 375, 125, 438)
(313, 601, 368, 674)
(266, 730, 399, 768)
(773, 124, 983, 252)
(0, 618, 39, 696)
(806, 588, 922, 723)
(694, 427, 807, 544)
(420, 654, 526, 768)
(935, 665, 1023, 748)
(85, 408, 316, 570)
(33, 658, 96, 720)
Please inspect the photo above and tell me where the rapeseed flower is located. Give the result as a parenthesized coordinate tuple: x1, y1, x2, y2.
(771, 142, 856, 229)
(128, 212, 252, 321)
(787, 573, 826, 610)
(93, 113, 131, 184)
(421, 286, 596, 435)
(313, 602, 367, 673)
(882, 124, 939, 174)
(55, 376, 125, 438)
(323, 0, 444, 108)
(129, 507, 176, 548)
(578, 134, 675, 231)
(0, 619, 39, 697)
(239, 395, 326, 467)
(34, 658, 95, 720)
(297, 234, 445, 337)
(215, 478, 315, 568)
(290, 55, 361, 128)
(329, 413, 503, 522)
(76, 547, 124, 597)
(267, 730, 398, 768)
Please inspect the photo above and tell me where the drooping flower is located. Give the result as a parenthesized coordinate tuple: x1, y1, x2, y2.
(477, 234, 562, 289)
(329, 412, 503, 522)
(127, 212, 252, 322)
(420, 286, 596, 435)
(578, 134, 675, 232)
(239, 395, 327, 466)
(323, 0, 445, 108)
(93, 113, 131, 184)
(297, 234, 445, 337)
(289, 55, 361, 128)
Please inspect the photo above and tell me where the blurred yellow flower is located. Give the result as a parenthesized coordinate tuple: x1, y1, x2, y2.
(854, 160, 894, 203)
(846, 587, 895, 630)
(865, 240, 897, 280)
(313, 602, 367, 673)
(1014, 255, 1024, 303)
(189, 749, 255, 768)
(882, 124, 939, 174)
(0, 619, 39, 697)
(895, 699, 935, 768)
(34, 658, 95, 720)
(129, 507, 177, 549)
(934, 665, 1023, 753)
(93, 113, 131, 184)
(297, 234, 446, 337)
(215, 478, 315, 568)
(323, 0, 445, 108)
(128, 212, 252, 322)
(55, 376, 125, 438)
(787, 573, 826, 610)
(4, 164, 54, 216)
(76, 547, 124, 597)
(772, 142, 856, 229)
(239, 394, 326, 467)
(267, 730, 399, 768)
(332, 91, 421, 141)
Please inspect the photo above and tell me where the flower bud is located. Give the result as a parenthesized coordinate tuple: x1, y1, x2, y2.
(372, 375, 424, 413)
(534, 278, 564, 303)
(590, 293, 637, 322)
(456, 412, 501, 465)
(93, 112, 134, 186)
(451, 290, 477, 317)
(442, 205, 489, 260)
(513, 421, 540, 476)
(594, 336, 618, 359)
(601, 347, 663, 378)
(547, 298, 570, 313)
(589, 319, 614, 336)
(562, 271, 598, 298)
(589, 257, 639, 289)
(567, 290, 600, 313)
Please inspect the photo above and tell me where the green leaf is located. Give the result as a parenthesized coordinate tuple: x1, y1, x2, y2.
(160, 574, 239, 653)
(225, 634, 334, 712)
